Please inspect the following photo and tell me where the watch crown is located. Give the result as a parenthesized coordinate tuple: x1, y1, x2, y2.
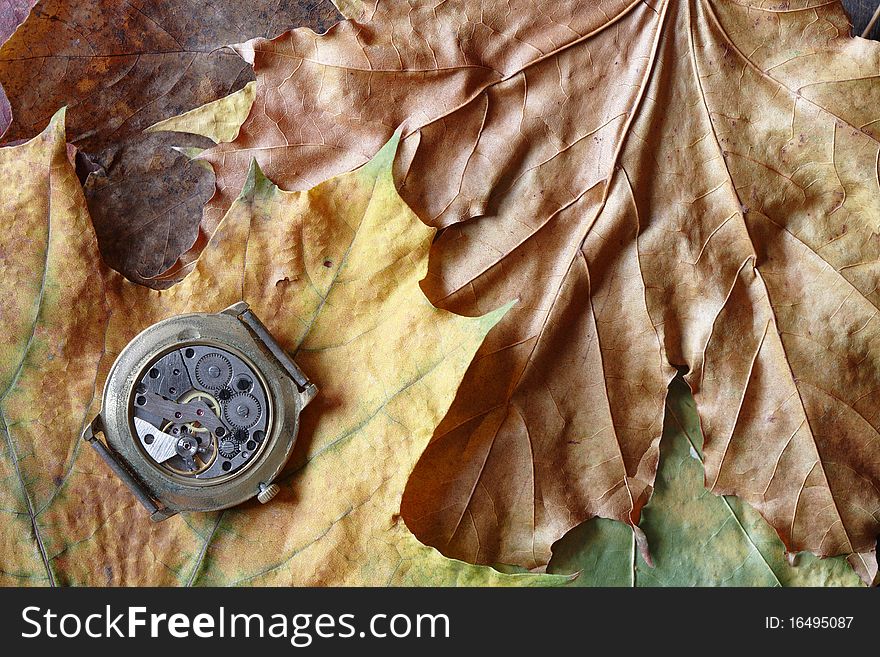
(257, 482, 280, 504)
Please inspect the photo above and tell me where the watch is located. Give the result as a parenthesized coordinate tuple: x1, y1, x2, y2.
(81, 301, 317, 522)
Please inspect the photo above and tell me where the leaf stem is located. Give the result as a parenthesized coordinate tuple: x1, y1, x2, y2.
(862, 3, 880, 38)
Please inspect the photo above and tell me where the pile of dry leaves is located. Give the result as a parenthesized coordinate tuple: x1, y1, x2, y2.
(0, 0, 878, 587)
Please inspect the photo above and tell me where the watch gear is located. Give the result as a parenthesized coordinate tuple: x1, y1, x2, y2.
(195, 352, 233, 389)
(232, 428, 248, 443)
(218, 438, 240, 459)
(224, 393, 262, 429)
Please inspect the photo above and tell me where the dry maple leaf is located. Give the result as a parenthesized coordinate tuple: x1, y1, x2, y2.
(173, 0, 880, 583)
(0, 110, 564, 586)
(0, 0, 341, 281)
(117, 91, 874, 587)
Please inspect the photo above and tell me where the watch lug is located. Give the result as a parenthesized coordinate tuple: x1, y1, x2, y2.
(234, 304, 317, 396)
(87, 432, 163, 516)
(81, 414, 103, 443)
(150, 508, 178, 522)
(299, 383, 318, 407)
(83, 413, 171, 518)
(221, 300, 250, 317)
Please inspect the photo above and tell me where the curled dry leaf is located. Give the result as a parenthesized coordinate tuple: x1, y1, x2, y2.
(0, 0, 341, 281)
(0, 111, 564, 586)
(178, 0, 880, 582)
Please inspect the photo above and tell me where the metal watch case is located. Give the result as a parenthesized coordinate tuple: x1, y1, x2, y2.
(82, 301, 316, 521)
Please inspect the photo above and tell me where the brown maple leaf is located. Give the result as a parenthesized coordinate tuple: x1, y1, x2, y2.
(179, 0, 880, 582)
(0, 0, 340, 281)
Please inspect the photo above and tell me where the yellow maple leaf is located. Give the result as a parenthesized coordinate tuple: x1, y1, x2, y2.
(0, 110, 563, 586)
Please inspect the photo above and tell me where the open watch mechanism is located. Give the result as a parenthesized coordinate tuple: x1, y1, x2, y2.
(133, 345, 270, 479)
(82, 302, 317, 521)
